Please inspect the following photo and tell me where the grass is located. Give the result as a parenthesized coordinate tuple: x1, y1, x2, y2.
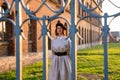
(0, 42, 120, 80)
(77, 42, 120, 79)
(0, 62, 43, 80)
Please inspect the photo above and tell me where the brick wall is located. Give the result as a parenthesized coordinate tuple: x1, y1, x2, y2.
(0, 42, 8, 56)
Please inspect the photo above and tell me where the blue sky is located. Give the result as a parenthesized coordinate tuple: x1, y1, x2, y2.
(102, 0, 120, 31)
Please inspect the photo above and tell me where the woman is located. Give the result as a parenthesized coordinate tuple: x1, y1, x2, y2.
(49, 21, 71, 80)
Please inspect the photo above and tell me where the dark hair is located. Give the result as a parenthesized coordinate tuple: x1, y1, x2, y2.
(55, 20, 66, 36)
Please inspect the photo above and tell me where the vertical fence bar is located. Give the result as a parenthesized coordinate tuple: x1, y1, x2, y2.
(103, 13, 108, 80)
(42, 16, 48, 80)
(15, 0, 22, 80)
(70, 0, 77, 80)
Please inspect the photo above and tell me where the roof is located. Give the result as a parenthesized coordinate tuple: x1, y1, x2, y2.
(111, 31, 120, 37)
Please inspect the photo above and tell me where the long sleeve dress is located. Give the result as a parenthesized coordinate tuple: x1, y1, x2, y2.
(48, 36, 71, 80)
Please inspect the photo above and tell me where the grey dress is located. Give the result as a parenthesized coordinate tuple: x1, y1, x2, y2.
(49, 36, 71, 80)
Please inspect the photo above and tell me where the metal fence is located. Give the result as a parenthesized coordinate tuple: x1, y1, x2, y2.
(0, 0, 120, 80)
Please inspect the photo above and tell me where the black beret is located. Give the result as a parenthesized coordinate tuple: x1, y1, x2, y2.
(56, 21, 67, 30)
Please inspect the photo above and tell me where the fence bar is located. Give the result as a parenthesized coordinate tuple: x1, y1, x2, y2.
(42, 16, 48, 80)
(103, 13, 108, 80)
(15, 0, 23, 80)
(70, 0, 77, 80)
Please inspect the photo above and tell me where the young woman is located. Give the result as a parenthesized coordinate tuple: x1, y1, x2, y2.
(49, 21, 71, 80)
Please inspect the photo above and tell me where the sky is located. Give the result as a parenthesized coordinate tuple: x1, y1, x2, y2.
(102, 0, 120, 31)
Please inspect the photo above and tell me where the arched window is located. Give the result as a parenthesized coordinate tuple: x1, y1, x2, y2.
(28, 18, 37, 52)
(0, 7, 7, 42)
(82, 27, 84, 44)
(78, 27, 80, 44)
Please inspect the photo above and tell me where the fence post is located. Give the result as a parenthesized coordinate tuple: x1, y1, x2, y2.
(103, 13, 109, 80)
(15, 0, 23, 80)
(70, 0, 77, 80)
(42, 16, 48, 80)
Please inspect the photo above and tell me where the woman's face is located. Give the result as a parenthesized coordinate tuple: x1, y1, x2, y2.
(57, 26, 64, 35)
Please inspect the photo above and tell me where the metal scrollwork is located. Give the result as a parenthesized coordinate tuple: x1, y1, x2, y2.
(20, 0, 70, 20)
(1, 0, 120, 80)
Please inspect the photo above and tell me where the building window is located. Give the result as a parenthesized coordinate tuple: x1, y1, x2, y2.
(58, 0, 66, 5)
(81, 0, 85, 17)
(97, 0, 103, 3)
(28, 19, 37, 52)
(0, 7, 7, 42)
(78, 27, 80, 44)
(82, 0, 84, 4)
(86, 2, 89, 20)
(85, 28, 86, 44)
(78, 6, 80, 15)
(27, 4, 37, 53)
(82, 27, 84, 44)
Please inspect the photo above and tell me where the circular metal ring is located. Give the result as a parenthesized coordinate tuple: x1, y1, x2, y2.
(108, 0, 120, 8)
(46, 16, 71, 39)
(0, 18, 16, 40)
(108, 16, 120, 31)
(78, 0, 104, 12)
(21, 18, 43, 40)
(0, 0, 14, 19)
(78, 0, 104, 18)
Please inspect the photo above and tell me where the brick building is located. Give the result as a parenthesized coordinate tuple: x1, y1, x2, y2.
(109, 31, 120, 43)
(0, 0, 102, 56)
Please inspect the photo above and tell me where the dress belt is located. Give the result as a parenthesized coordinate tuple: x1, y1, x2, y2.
(54, 52, 67, 56)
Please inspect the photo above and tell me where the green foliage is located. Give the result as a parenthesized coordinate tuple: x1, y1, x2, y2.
(0, 43, 120, 79)
(0, 70, 16, 80)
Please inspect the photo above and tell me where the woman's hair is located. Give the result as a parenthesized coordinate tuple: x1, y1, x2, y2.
(55, 20, 67, 36)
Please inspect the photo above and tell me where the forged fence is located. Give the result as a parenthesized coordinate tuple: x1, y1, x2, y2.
(0, 0, 120, 80)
